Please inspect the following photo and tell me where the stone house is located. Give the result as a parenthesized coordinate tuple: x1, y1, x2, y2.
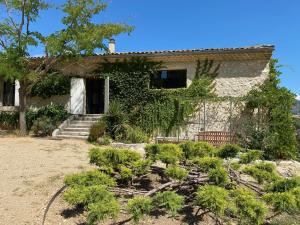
(0, 41, 274, 139)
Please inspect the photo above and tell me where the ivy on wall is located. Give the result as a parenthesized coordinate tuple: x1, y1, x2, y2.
(96, 57, 219, 136)
(30, 73, 70, 99)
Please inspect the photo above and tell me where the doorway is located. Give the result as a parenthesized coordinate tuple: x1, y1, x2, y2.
(86, 78, 104, 114)
(3, 80, 15, 106)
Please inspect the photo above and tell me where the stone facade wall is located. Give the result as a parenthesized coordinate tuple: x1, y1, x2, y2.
(163, 59, 270, 139)
(27, 95, 70, 110)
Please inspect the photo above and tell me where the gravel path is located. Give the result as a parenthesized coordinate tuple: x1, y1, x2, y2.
(0, 136, 92, 225)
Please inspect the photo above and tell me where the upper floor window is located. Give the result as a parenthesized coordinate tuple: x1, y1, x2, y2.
(150, 69, 187, 89)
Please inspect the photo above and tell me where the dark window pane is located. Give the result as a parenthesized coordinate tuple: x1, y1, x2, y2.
(150, 69, 187, 89)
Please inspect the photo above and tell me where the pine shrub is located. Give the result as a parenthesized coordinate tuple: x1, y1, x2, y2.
(127, 196, 153, 223)
(193, 156, 223, 172)
(180, 141, 216, 159)
(208, 167, 229, 186)
(165, 166, 188, 181)
(218, 144, 241, 158)
(240, 150, 263, 164)
(157, 144, 183, 166)
(153, 191, 184, 217)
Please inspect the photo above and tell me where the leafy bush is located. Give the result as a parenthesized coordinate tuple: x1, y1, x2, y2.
(31, 116, 55, 136)
(88, 120, 107, 142)
(145, 144, 160, 161)
(64, 169, 116, 187)
(0, 111, 18, 129)
(240, 150, 263, 164)
(127, 196, 152, 223)
(30, 73, 70, 98)
(208, 167, 229, 186)
(180, 141, 216, 159)
(263, 192, 298, 214)
(193, 156, 222, 172)
(119, 166, 133, 183)
(165, 166, 188, 181)
(132, 159, 152, 176)
(195, 185, 229, 216)
(89, 147, 141, 170)
(265, 177, 300, 193)
(157, 144, 183, 166)
(218, 144, 241, 158)
(121, 126, 149, 143)
(243, 162, 279, 184)
(153, 191, 184, 217)
(232, 188, 267, 225)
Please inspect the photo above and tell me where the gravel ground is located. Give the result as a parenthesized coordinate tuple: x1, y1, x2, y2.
(0, 136, 92, 225)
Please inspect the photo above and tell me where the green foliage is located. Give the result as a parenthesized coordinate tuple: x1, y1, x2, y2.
(165, 166, 188, 181)
(195, 185, 229, 216)
(132, 159, 152, 176)
(208, 167, 229, 186)
(180, 141, 216, 159)
(153, 191, 184, 217)
(127, 196, 153, 223)
(242, 59, 297, 159)
(263, 192, 298, 214)
(121, 126, 149, 143)
(88, 120, 107, 142)
(231, 188, 267, 225)
(240, 150, 263, 164)
(193, 156, 223, 172)
(243, 162, 280, 184)
(145, 144, 160, 161)
(265, 177, 300, 193)
(218, 144, 241, 158)
(157, 144, 183, 166)
(87, 199, 120, 225)
(64, 169, 116, 187)
(31, 116, 55, 136)
(30, 73, 70, 98)
(119, 166, 133, 183)
(89, 147, 141, 171)
(0, 111, 19, 130)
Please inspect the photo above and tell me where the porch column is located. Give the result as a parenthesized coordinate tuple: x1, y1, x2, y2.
(0, 77, 3, 106)
(14, 80, 20, 106)
(104, 77, 109, 113)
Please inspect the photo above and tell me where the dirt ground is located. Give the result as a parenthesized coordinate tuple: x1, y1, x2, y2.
(0, 136, 93, 225)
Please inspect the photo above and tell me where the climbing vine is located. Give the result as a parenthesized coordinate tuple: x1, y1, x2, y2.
(96, 57, 219, 136)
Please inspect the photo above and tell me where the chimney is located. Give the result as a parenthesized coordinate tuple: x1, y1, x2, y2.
(108, 39, 116, 53)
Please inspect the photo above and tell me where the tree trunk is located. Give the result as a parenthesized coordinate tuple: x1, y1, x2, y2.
(19, 83, 27, 135)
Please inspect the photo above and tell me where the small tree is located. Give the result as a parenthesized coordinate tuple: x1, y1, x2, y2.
(0, 0, 133, 134)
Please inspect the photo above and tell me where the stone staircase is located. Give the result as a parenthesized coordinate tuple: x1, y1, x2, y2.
(53, 114, 103, 139)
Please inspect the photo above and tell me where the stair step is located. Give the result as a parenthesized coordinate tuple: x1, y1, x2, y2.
(63, 127, 90, 132)
(74, 117, 101, 121)
(60, 131, 89, 136)
(56, 134, 88, 140)
(70, 121, 94, 126)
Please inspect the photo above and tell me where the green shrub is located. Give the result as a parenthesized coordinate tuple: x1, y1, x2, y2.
(153, 191, 184, 217)
(265, 177, 300, 193)
(180, 141, 216, 159)
(240, 150, 263, 164)
(157, 144, 183, 166)
(195, 185, 229, 216)
(88, 120, 107, 142)
(145, 144, 160, 161)
(31, 116, 55, 136)
(132, 159, 152, 176)
(165, 166, 188, 181)
(119, 166, 133, 182)
(122, 126, 149, 143)
(263, 192, 298, 214)
(193, 156, 222, 172)
(231, 162, 242, 170)
(64, 169, 116, 187)
(89, 147, 141, 170)
(127, 196, 153, 223)
(208, 167, 229, 186)
(30, 73, 70, 98)
(218, 144, 241, 158)
(243, 162, 279, 184)
(0, 111, 18, 130)
(232, 188, 267, 225)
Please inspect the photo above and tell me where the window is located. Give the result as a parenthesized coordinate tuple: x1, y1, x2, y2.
(150, 69, 187, 89)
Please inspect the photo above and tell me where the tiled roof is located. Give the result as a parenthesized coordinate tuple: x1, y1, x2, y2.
(103, 45, 274, 56)
(30, 45, 274, 59)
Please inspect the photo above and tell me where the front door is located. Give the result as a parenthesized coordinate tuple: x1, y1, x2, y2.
(3, 80, 15, 106)
(86, 79, 104, 114)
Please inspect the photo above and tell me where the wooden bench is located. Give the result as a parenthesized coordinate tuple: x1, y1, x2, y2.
(195, 131, 237, 146)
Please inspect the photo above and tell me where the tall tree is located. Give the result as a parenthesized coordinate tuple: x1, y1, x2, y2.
(0, 0, 133, 135)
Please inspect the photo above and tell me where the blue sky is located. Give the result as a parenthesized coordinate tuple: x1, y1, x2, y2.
(26, 0, 300, 97)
